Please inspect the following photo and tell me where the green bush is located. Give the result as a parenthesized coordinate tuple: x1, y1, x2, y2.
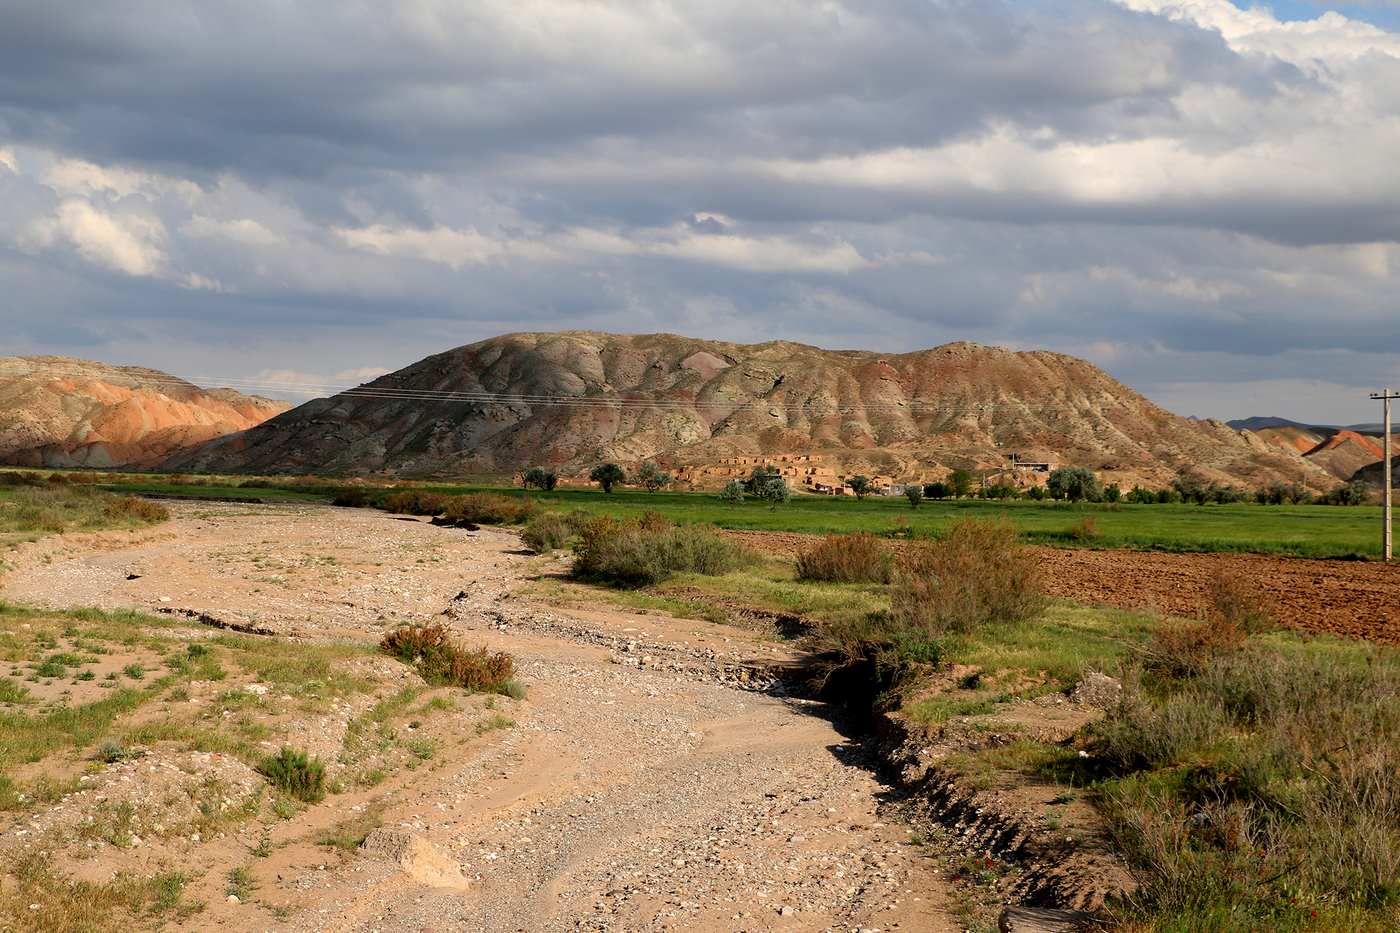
(795, 533, 893, 584)
(521, 512, 573, 553)
(570, 516, 748, 587)
(257, 747, 326, 802)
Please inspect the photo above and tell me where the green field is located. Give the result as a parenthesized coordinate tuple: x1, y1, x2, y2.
(81, 475, 1383, 560)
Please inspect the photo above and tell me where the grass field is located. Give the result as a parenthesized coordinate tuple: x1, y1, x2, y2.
(2, 468, 1382, 559)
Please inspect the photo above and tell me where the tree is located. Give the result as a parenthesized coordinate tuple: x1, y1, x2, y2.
(636, 461, 673, 493)
(1103, 483, 1122, 504)
(754, 475, 791, 509)
(1126, 485, 1157, 504)
(847, 475, 872, 499)
(589, 463, 626, 493)
(719, 479, 745, 505)
(923, 481, 951, 500)
(744, 465, 782, 494)
(948, 469, 973, 499)
(1320, 481, 1367, 506)
(522, 467, 558, 491)
(905, 484, 924, 509)
(1026, 485, 1047, 501)
(1171, 471, 1210, 505)
(1047, 467, 1102, 503)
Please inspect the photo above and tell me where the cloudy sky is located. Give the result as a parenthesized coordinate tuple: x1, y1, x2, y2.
(2, 0, 1399, 424)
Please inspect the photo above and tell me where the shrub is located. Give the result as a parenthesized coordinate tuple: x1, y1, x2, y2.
(1320, 481, 1368, 506)
(1104, 483, 1122, 503)
(1204, 570, 1275, 635)
(1136, 618, 1246, 680)
(379, 623, 517, 693)
(442, 493, 535, 525)
(571, 516, 747, 587)
(1126, 485, 1157, 504)
(1069, 515, 1100, 542)
(719, 479, 745, 504)
(382, 491, 448, 515)
(521, 512, 573, 553)
(948, 469, 974, 498)
(796, 533, 893, 584)
(257, 747, 326, 802)
(904, 484, 923, 509)
(890, 518, 1046, 636)
(331, 487, 369, 507)
(923, 481, 951, 500)
(102, 495, 170, 524)
(1091, 645, 1400, 929)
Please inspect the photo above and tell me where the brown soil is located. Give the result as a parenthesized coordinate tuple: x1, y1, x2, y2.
(723, 531, 1400, 645)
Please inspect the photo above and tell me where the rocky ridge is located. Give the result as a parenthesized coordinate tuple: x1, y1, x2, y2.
(166, 331, 1329, 489)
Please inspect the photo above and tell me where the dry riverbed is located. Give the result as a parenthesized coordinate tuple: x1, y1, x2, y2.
(0, 502, 962, 932)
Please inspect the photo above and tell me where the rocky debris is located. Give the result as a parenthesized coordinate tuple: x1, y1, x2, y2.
(1071, 672, 1122, 710)
(361, 829, 469, 890)
(154, 605, 283, 637)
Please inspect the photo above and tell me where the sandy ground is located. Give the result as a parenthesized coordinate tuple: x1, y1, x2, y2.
(724, 531, 1400, 645)
(0, 503, 959, 932)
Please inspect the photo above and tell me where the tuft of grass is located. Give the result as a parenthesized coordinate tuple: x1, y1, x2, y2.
(256, 747, 326, 802)
(225, 866, 255, 902)
(0, 853, 195, 931)
(520, 511, 574, 554)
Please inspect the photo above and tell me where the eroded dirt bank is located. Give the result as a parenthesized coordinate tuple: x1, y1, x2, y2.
(724, 530, 1400, 645)
(0, 503, 958, 932)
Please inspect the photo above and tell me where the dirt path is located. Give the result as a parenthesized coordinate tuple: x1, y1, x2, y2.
(723, 530, 1400, 645)
(0, 503, 958, 932)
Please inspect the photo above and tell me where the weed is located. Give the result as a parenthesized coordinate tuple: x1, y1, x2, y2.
(225, 866, 255, 901)
(442, 493, 536, 525)
(0, 677, 30, 703)
(102, 496, 170, 524)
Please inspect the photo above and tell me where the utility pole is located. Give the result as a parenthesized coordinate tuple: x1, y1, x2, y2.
(1372, 390, 1398, 562)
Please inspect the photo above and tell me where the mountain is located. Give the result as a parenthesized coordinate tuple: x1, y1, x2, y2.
(0, 356, 289, 469)
(1234, 416, 1388, 481)
(165, 331, 1331, 489)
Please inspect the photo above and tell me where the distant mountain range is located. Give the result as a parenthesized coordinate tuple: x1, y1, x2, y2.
(0, 357, 288, 469)
(1226, 416, 1390, 482)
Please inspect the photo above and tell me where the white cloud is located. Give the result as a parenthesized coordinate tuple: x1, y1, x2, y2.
(0, 148, 16, 174)
(23, 198, 166, 277)
(182, 215, 285, 248)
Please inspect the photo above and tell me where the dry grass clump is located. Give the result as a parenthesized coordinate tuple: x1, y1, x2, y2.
(102, 495, 170, 524)
(1203, 569, 1275, 634)
(570, 514, 748, 587)
(381, 490, 448, 515)
(891, 518, 1046, 636)
(796, 532, 893, 584)
(1134, 570, 1273, 679)
(380, 623, 519, 695)
(441, 493, 536, 525)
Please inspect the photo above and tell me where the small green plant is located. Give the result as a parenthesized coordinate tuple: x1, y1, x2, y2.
(256, 747, 326, 802)
(96, 739, 136, 763)
(122, 662, 146, 680)
(225, 866, 255, 901)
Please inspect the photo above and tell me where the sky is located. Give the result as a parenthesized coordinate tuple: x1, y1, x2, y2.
(2, 0, 1400, 425)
